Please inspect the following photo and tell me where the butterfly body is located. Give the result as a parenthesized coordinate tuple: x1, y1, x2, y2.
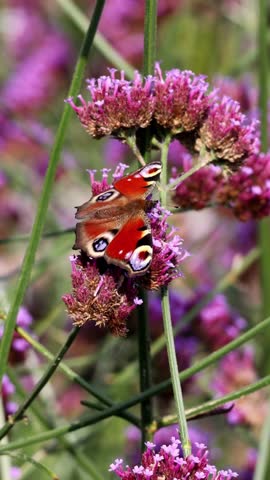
(74, 161, 161, 276)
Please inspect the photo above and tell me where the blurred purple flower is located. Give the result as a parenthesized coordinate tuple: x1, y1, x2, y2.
(109, 436, 238, 479)
(2, 374, 18, 416)
(1, 33, 71, 114)
(213, 76, 258, 118)
(212, 347, 267, 429)
(0, 306, 33, 364)
(196, 294, 246, 350)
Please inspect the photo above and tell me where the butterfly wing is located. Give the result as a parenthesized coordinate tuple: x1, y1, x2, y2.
(113, 161, 161, 199)
(104, 213, 152, 276)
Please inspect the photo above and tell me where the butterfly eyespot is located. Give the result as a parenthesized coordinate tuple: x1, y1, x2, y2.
(141, 162, 162, 180)
(93, 237, 109, 252)
(129, 245, 153, 272)
(96, 190, 115, 202)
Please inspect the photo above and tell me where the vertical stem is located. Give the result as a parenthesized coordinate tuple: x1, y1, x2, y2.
(143, 0, 158, 75)
(137, 0, 158, 449)
(255, 1, 270, 478)
(137, 290, 152, 448)
(258, 0, 270, 323)
(0, 0, 106, 389)
(160, 137, 191, 457)
(0, 400, 10, 480)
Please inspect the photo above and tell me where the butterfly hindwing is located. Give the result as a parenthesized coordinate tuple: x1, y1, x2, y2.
(104, 213, 152, 275)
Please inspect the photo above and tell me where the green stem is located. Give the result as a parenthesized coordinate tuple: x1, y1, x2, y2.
(258, 0, 270, 323)
(137, 289, 152, 447)
(161, 287, 191, 456)
(56, 0, 134, 78)
(254, 405, 270, 480)
(135, 0, 158, 448)
(160, 135, 190, 456)
(0, 400, 10, 480)
(2, 368, 270, 454)
(0, 326, 80, 440)
(165, 372, 270, 424)
(167, 156, 211, 191)
(0, 228, 74, 245)
(113, 247, 259, 385)
(16, 326, 140, 428)
(0, 0, 106, 389)
(143, 0, 158, 75)
(7, 369, 103, 480)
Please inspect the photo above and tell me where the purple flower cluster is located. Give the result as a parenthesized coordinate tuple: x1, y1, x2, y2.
(2, 33, 71, 114)
(0, 306, 33, 364)
(212, 347, 267, 429)
(68, 65, 259, 168)
(62, 255, 140, 336)
(109, 437, 238, 479)
(2, 375, 17, 416)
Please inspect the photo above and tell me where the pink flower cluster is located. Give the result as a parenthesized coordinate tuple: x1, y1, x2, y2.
(67, 65, 259, 167)
(109, 438, 238, 480)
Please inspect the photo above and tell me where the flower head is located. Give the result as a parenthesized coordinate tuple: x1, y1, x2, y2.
(154, 64, 211, 134)
(62, 255, 139, 336)
(66, 70, 155, 139)
(109, 436, 237, 480)
(217, 153, 270, 220)
(142, 203, 188, 290)
(197, 96, 259, 165)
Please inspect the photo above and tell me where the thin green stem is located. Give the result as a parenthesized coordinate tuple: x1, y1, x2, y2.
(137, 289, 152, 447)
(160, 135, 190, 456)
(56, 0, 134, 78)
(7, 368, 103, 480)
(258, 0, 270, 322)
(0, 228, 74, 245)
(254, 405, 270, 480)
(135, 0, 158, 448)
(2, 368, 270, 454)
(114, 247, 259, 385)
(161, 287, 191, 456)
(164, 373, 270, 425)
(0, 400, 10, 480)
(167, 156, 211, 191)
(0, 0, 106, 389)
(143, 0, 158, 75)
(15, 326, 140, 428)
(0, 326, 80, 440)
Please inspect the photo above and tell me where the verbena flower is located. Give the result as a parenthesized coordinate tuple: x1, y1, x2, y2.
(142, 204, 188, 290)
(66, 70, 155, 139)
(1, 33, 71, 113)
(197, 96, 259, 165)
(171, 163, 222, 210)
(154, 63, 211, 133)
(62, 255, 139, 336)
(217, 153, 270, 220)
(0, 306, 33, 364)
(109, 436, 238, 479)
(212, 347, 267, 429)
(2, 374, 17, 416)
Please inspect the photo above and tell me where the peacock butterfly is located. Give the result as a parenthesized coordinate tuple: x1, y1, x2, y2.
(74, 161, 162, 276)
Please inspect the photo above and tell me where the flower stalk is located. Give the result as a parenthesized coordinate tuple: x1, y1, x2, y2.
(160, 135, 191, 457)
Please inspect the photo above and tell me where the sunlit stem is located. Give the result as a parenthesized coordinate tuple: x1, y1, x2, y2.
(160, 135, 191, 457)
